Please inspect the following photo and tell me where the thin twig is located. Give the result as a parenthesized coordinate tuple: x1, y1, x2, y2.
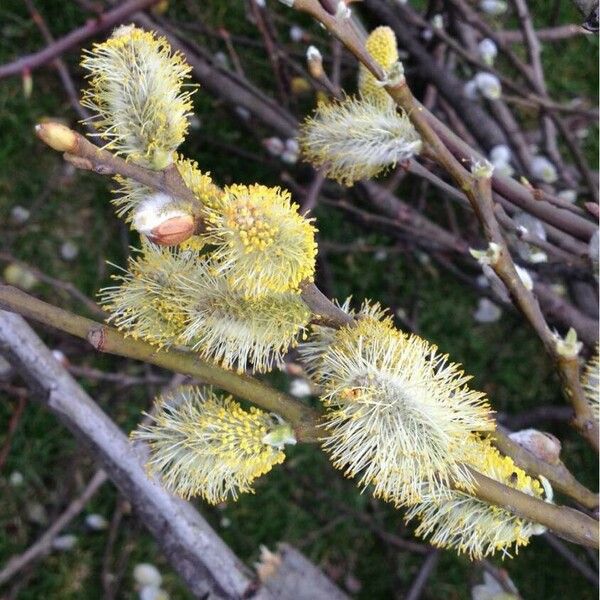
(0, 470, 108, 585)
(24, 0, 93, 124)
(497, 24, 588, 43)
(405, 551, 440, 600)
(543, 532, 600, 587)
(0, 252, 103, 318)
(0, 0, 161, 79)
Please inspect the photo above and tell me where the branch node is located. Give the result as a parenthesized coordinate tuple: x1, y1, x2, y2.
(88, 327, 107, 352)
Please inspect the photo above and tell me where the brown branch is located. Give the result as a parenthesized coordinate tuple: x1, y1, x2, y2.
(101, 497, 129, 600)
(0, 286, 597, 548)
(534, 281, 599, 347)
(0, 0, 161, 79)
(35, 124, 198, 207)
(451, 0, 599, 200)
(499, 404, 573, 429)
(496, 24, 589, 43)
(511, 0, 565, 180)
(424, 112, 596, 242)
(467, 467, 598, 547)
(0, 285, 321, 443)
(359, 180, 470, 254)
(249, 0, 290, 106)
(67, 363, 169, 387)
(490, 428, 598, 510)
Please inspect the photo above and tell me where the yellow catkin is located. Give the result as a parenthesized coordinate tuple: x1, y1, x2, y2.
(202, 184, 317, 297)
(174, 258, 312, 373)
(98, 243, 196, 348)
(174, 155, 224, 210)
(300, 300, 494, 506)
(358, 26, 399, 107)
(132, 386, 289, 503)
(99, 244, 311, 373)
(405, 438, 550, 560)
(81, 25, 194, 169)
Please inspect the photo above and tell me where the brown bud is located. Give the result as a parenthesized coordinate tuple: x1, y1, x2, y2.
(35, 122, 77, 153)
(147, 214, 196, 246)
(509, 429, 562, 464)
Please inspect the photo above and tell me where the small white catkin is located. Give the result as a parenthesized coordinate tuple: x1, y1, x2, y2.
(52, 534, 78, 551)
(474, 72, 502, 99)
(133, 563, 162, 587)
(531, 156, 558, 183)
(478, 38, 498, 65)
(479, 0, 508, 16)
(489, 144, 511, 164)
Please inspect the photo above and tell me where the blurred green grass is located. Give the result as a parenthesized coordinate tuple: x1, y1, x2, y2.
(0, 1, 597, 598)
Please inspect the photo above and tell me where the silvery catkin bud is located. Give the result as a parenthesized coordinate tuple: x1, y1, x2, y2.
(299, 97, 421, 186)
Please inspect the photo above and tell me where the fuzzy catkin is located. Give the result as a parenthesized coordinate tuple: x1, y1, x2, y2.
(300, 25, 420, 187)
(133, 386, 288, 503)
(202, 183, 318, 297)
(81, 25, 194, 169)
(174, 258, 312, 373)
(99, 243, 196, 348)
(100, 245, 311, 372)
(404, 439, 550, 560)
(299, 96, 421, 186)
(300, 300, 494, 506)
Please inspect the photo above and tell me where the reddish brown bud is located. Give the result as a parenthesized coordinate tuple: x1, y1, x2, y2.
(147, 214, 196, 246)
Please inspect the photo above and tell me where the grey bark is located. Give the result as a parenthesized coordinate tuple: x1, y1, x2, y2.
(0, 310, 266, 600)
(262, 544, 349, 600)
(0, 310, 349, 600)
